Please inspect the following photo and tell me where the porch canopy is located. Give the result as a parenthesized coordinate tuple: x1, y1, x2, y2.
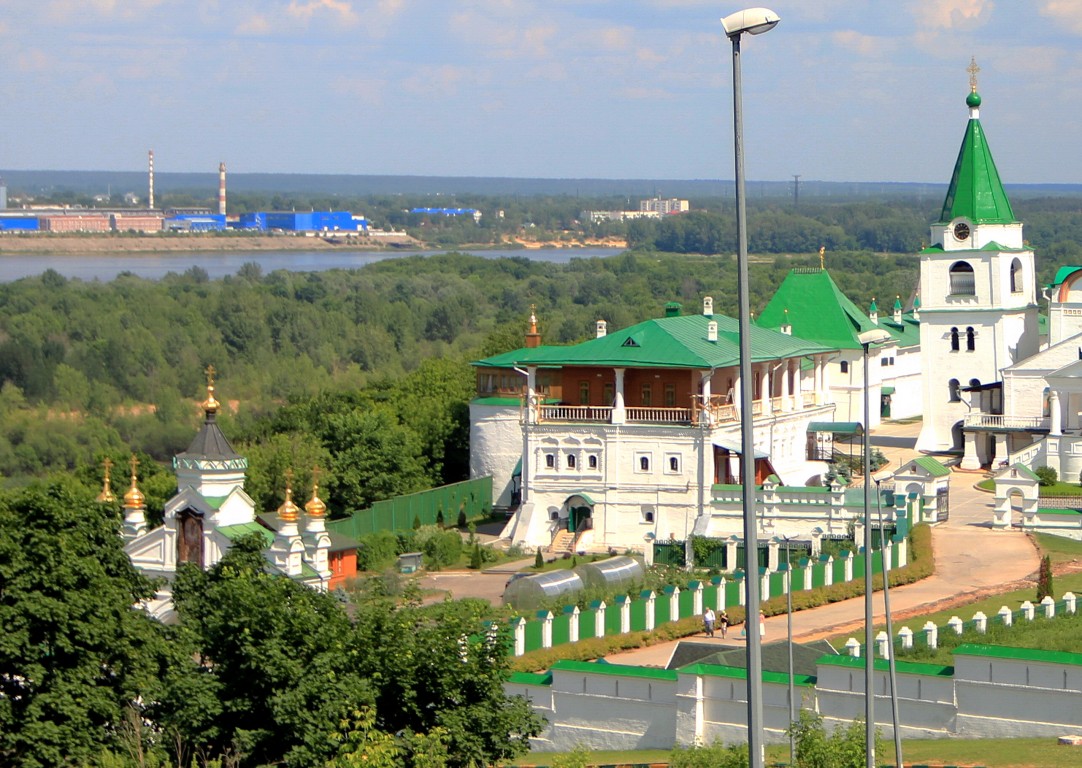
(807, 421, 864, 436)
(711, 438, 768, 459)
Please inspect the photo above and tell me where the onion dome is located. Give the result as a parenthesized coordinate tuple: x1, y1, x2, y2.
(966, 90, 981, 108)
(278, 478, 300, 523)
(123, 455, 145, 509)
(96, 457, 116, 503)
(305, 472, 327, 518)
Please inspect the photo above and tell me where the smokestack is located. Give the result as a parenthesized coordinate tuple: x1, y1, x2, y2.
(218, 162, 226, 216)
(596, 320, 607, 338)
(148, 150, 154, 210)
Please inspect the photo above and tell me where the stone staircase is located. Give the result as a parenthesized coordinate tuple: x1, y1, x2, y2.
(547, 529, 575, 556)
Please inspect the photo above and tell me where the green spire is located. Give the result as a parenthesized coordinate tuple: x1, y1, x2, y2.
(869, 297, 878, 313)
(938, 84, 1015, 225)
(893, 296, 903, 310)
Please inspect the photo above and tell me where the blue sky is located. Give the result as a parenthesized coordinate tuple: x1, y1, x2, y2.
(1, 0, 1080, 183)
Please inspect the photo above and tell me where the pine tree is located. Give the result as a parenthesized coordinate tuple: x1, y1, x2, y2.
(534, 547, 544, 569)
(470, 542, 483, 570)
(1036, 555, 1054, 602)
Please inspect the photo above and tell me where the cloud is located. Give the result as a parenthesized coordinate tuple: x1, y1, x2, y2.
(597, 26, 634, 52)
(286, 0, 358, 25)
(908, 0, 994, 31)
(333, 73, 387, 103)
(236, 14, 273, 35)
(44, 0, 164, 21)
(831, 30, 895, 57)
(1038, 1, 1082, 35)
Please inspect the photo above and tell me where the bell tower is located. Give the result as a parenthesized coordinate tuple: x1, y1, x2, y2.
(916, 61, 1039, 455)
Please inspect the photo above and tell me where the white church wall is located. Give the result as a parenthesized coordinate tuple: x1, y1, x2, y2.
(954, 654, 1082, 737)
(469, 403, 523, 508)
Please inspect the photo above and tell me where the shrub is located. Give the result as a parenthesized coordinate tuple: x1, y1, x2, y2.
(413, 525, 462, 570)
(1037, 554, 1054, 602)
(470, 542, 483, 570)
(435, 509, 445, 528)
(1036, 465, 1058, 486)
(669, 741, 749, 768)
(356, 530, 400, 572)
(534, 547, 544, 569)
(457, 508, 468, 528)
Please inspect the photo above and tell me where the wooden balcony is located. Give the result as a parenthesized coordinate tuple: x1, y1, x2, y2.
(536, 391, 825, 426)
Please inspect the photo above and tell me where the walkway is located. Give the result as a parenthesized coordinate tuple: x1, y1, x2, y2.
(609, 420, 1040, 666)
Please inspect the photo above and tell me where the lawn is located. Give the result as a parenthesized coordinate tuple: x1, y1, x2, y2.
(511, 736, 1081, 767)
(1033, 531, 1082, 567)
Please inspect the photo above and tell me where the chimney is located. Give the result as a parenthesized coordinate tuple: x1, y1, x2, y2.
(780, 308, 792, 335)
(218, 162, 227, 216)
(707, 320, 718, 342)
(525, 306, 541, 348)
(703, 296, 714, 316)
(664, 301, 681, 318)
(596, 319, 607, 338)
(869, 297, 878, 325)
(148, 150, 154, 210)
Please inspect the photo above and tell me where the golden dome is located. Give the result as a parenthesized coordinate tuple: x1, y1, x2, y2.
(96, 457, 116, 503)
(123, 455, 145, 509)
(201, 365, 220, 415)
(278, 480, 300, 523)
(305, 479, 327, 518)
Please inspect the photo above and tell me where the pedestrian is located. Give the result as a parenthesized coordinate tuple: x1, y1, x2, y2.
(759, 610, 766, 639)
(703, 607, 716, 638)
(719, 610, 729, 639)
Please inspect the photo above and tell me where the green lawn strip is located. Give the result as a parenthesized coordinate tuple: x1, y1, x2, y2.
(511, 737, 1077, 767)
(1033, 532, 1082, 566)
(975, 478, 1082, 496)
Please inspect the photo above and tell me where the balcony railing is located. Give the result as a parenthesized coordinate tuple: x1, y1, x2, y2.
(624, 406, 692, 423)
(963, 413, 1047, 431)
(536, 392, 827, 425)
(538, 405, 612, 422)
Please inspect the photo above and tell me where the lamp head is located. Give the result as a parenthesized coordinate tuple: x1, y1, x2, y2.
(721, 7, 780, 38)
(857, 328, 892, 347)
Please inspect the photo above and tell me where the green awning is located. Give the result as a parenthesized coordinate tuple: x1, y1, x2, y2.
(512, 457, 522, 477)
(566, 492, 596, 506)
(808, 421, 863, 436)
(881, 386, 896, 396)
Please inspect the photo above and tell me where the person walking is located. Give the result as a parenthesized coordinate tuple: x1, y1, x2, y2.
(703, 607, 716, 638)
(719, 610, 729, 639)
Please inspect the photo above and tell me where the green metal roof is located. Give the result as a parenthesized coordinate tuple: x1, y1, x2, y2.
(954, 643, 1082, 668)
(910, 456, 952, 478)
(471, 397, 522, 406)
(679, 662, 816, 687)
(938, 93, 1015, 225)
(473, 312, 833, 370)
(758, 269, 882, 350)
(507, 671, 553, 686)
(1050, 266, 1082, 288)
(549, 659, 678, 681)
(817, 653, 954, 677)
(808, 421, 863, 435)
(217, 522, 274, 545)
(1002, 463, 1039, 482)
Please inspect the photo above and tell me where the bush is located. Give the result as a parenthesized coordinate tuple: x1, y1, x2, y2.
(670, 741, 749, 768)
(1036, 465, 1058, 486)
(356, 530, 400, 571)
(1037, 554, 1054, 602)
(470, 542, 483, 570)
(413, 525, 462, 570)
(457, 508, 468, 528)
(534, 547, 544, 568)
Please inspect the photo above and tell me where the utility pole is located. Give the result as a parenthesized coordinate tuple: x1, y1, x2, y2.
(792, 174, 801, 208)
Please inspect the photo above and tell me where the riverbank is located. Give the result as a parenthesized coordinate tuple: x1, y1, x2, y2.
(0, 233, 628, 255)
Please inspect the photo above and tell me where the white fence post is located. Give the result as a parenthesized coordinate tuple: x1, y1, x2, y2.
(998, 605, 1013, 627)
(594, 601, 607, 638)
(716, 577, 728, 611)
(692, 581, 704, 616)
(760, 570, 770, 602)
(540, 611, 554, 648)
(1021, 601, 1035, 621)
(1065, 592, 1077, 614)
(803, 560, 815, 591)
(669, 587, 681, 623)
(620, 595, 632, 633)
(823, 556, 834, 587)
(644, 590, 656, 632)
(876, 631, 891, 658)
(1041, 595, 1056, 618)
(898, 626, 913, 650)
(567, 606, 580, 644)
(973, 611, 987, 633)
(514, 617, 526, 656)
(923, 621, 938, 650)
(947, 616, 963, 636)
(845, 637, 861, 657)
(843, 552, 854, 583)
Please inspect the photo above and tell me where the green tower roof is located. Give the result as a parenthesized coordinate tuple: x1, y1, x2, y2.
(938, 90, 1015, 225)
(759, 268, 883, 350)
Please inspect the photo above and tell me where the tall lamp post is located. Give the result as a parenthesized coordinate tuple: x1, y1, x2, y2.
(857, 327, 891, 767)
(781, 535, 796, 765)
(721, 9, 780, 768)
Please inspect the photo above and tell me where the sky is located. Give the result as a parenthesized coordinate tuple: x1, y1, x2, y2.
(1, 0, 1080, 184)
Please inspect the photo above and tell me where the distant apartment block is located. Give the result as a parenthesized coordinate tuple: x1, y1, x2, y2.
(582, 197, 690, 223)
(40, 214, 111, 233)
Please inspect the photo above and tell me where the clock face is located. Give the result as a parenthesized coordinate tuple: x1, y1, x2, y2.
(954, 222, 971, 241)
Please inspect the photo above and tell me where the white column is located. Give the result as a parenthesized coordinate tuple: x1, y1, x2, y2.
(762, 368, 772, 415)
(781, 360, 792, 412)
(993, 433, 1008, 467)
(700, 370, 713, 425)
(526, 366, 538, 424)
(613, 368, 626, 424)
(1069, 393, 1080, 431)
(1050, 389, 1062, 435)
(961, 431, 982, 470)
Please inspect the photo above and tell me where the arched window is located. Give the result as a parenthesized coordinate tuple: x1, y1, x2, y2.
(840, 360, 849, 374)
(640, 456, 650, 471)
(950, 327, 960, 352)
(1010, 258, 1023, 293)
(588, 455, 598, 469)
(948, 379, 961, 402)
(966, 327, 976, 352)
(567, 454, 576, 469)
(949, 261, 975, 296)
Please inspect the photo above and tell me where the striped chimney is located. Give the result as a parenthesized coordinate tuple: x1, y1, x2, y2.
(218, 162, 226, 216)
(148, 150, 154, 209)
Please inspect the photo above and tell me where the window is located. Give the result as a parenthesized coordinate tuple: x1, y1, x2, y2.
(641, 383, 652, 406)
(603, 382, 614, 404)
(949, 261, 975, 296)
(840, 361, 849, 374)
(950, 327, 960, 351)
(881, 356, 889, 367)
(579, 381, 590, 405)
(545, 453, 555, 468)
(636, 454, 651, 472)
(588, 455, 598, 470)
(641, 505, 655, 524)
(966, 327, 976, 352)
(567, 454, 576, 469)
(669, 455, 680, 472)
(664, 383, 676, 407)
(948, 379, 961, 402)
(1010, 258, 1023, 293)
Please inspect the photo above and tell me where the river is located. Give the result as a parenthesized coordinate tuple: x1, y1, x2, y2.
(0, 246, 625, 282)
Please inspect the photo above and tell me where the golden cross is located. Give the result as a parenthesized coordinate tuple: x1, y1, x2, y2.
(103, 457, 113, 475)
(129, 454, 140, 479)
(968, 56, 980, 93)
(284, 467, 294, 490)
(819, 245, 825, 270)
(205, 364, 216, 388)
(311, 466, 322, 487)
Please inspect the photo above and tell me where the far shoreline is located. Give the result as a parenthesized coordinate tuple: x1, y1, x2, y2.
(0, 233, 628, 256)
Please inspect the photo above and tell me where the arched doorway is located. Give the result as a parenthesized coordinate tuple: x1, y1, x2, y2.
(565, 494, 594, 534)
(177, 509, 205, 568)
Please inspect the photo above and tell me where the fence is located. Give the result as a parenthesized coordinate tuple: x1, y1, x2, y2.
(839, 592, 1079, 659)
(510, 533, 908, 656)
(326, 476, 493, 540)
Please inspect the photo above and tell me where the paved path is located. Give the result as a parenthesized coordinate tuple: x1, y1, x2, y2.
(609, 421, 1040, 667)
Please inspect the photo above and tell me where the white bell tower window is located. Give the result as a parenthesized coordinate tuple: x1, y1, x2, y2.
(949, 261, 975, 296)
(1010, 258, 1023, 293)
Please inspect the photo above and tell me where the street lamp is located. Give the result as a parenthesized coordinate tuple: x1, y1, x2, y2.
(875, 477, 904, 768)
(780, 534, 796, 766)
(858, 327, 891, 767)
(722, 9, 779, 768)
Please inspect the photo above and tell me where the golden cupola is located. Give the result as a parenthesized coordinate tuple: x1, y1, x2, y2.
(96, 457, 117, 503)
(305, 470, 327, 518)
(123, 455, 145, 509)
(278, 472, 300, 523)
(201, 364, 221, 415)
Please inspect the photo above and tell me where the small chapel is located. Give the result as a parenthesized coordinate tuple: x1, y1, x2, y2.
(111, 369, 357, 620)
